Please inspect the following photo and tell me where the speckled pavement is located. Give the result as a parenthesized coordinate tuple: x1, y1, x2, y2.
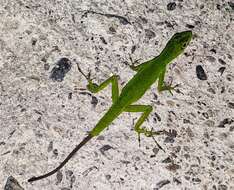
(0, 1, 234, 190)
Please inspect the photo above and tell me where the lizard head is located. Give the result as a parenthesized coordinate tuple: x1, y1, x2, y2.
(162, 30, 192, 61)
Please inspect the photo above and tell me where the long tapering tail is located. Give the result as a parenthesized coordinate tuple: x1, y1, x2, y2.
(28, 134, 93, 182)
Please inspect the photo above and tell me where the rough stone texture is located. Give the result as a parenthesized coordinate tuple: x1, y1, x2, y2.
(0, 0, 233, 190)
(4, 176, 24, 190)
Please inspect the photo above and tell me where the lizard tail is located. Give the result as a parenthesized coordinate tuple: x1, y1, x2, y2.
(28, 134, 93, 182)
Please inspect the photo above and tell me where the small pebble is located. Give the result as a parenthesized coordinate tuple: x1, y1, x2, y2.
(56, 171, 63, 184)
(145, 29, 156, 39)
(196, 65, 207, 80)
(218, 67, 226, 75)
(4, 176, 24, 190)
(206, 56, 216, 62)
(228, 102, 234, 109)
(167, 2, 177, 11)
(50, 58, 72, 82)
(44, 63, 50, 70)
(218, 184, 228, 190)
(186, 24, 195, 29)
(228, 2, 234, 10)
(218, 58, 226, 65)
(156, 180, 170, 189)
(99, 145, 113, 155)
(91, 96, 98, 107)
(68, 92, 72, 99)
(100, 36, 107, 44)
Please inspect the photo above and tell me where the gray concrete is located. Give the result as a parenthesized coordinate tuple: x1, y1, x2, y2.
(0, 0, 234, 189)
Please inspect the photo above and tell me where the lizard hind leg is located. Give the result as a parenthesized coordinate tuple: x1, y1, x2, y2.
(124, 105, 164, 150)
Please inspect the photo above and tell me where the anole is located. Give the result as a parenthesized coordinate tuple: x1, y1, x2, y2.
(28, 31, 192, 182)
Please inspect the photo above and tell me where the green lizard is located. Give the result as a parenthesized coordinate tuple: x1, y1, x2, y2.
(28, 30, 192, 182)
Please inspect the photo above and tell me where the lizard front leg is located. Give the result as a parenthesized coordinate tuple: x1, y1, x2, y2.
(77, 64, 119, 103)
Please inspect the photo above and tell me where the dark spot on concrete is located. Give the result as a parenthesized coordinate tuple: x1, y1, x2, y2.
(228, 102, 234, 109)
(153, 93, 158, 100)
(200, 4, 205, 9)
(218, 184, 228, 190)
(56, 171, 63, 184)
(4, 176, 24, 190)
(218, 58, 226, 65)
(152, 147, 159, 155)
(105, 174, 111, 180)
(47, 141, 53, 152)
(221, 86, 225, 93)
(206, 56, 216, 62)
(65, 170, 73, 179)
(139, 16, 148, 24)
(186, 127, 194, 138)
(198, 101, 207, 106)
(96, 135, 105, 140)
(166, 163, 180, 171)
(210, 49, 216, 53)
(131, 45, 136, 54)
(100, 36, 107, 44)
(218, 67, 226, 75)
(53, 149, 58, 157)
(91, 96, 98, 107)
(228, 2, 234, 10)
(183, 119, 190, 124)
(79, 91, 92, 96)
(186, 24, 195, 29)
(41, 57, 47, 62)
(192, 177, 201, 183)
(207, 88, 216, 94)
(50, 58, 72, 82)
(70, 175, 76, 186)
(227, 54, 232, 60)
(162, 157, 172, 163)
(83, 11, 131, 25)
(155, 112, 161, 121)
(164, 135, 175, 143)
(173, 177, 181, 184)
(145, 29, 156, 39)
(120, 160, 131, 166)
(229, 126, 234, 132)
(202, 112, 209, 119)
(226, 74, 233, 81)
(99, 144, 113, 155)
(167, 2, 176, 11)
(37, 116, 41, 122)
(2, 151, 11, 156)
(31, 38, 37, 46)
(109, 26, 116, 33)
(218, 118, 234, 128)
(196, 65, 207, 80)
(165, 21, 175, 28)
(68, 92, 72, 99)
(44, 63, 50, 70)
(155, 179, 170, 189)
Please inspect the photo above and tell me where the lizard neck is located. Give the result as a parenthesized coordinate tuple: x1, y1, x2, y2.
(157, 51, 174, 66)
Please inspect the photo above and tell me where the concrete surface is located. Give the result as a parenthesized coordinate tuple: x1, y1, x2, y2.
(0, 0, 234, 189)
